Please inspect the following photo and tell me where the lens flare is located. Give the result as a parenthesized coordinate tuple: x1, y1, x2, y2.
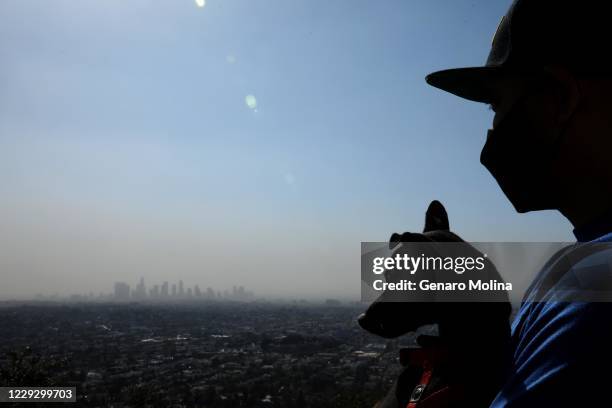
(245, 95, 257, 110)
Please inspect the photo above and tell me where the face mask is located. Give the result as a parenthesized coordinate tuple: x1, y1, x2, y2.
(480, 94, 565, 213)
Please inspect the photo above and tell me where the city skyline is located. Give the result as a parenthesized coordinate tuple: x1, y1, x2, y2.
(113, 278, 255, 302)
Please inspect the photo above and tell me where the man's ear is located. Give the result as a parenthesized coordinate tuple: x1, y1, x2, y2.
(543, 65, 581, 124)
(423, 200, 449, 232)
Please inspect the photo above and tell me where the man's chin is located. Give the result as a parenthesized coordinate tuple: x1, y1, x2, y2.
(508, 195, 556, 213)
(509, 196, 534, 213)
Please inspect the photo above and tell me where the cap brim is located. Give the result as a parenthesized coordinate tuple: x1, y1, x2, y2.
(425, 67, 505, 103)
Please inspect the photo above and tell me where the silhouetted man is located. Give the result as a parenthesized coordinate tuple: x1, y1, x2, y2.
(426, 0, 612, 406)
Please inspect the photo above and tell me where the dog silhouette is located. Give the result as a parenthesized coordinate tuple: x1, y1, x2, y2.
(360, 201, 512, 407)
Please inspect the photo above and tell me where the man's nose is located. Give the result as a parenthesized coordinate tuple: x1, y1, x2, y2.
(492, 112, 503, 129)
(492, 108, 512, 129)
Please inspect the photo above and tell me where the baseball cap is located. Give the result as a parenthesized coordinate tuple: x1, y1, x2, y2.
(425, 0, 612, 103)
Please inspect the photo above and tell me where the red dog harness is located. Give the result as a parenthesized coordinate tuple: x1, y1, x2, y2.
(400, 346, 463, 408)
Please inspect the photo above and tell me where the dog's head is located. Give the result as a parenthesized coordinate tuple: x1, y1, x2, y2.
(358, 201, 511, 341)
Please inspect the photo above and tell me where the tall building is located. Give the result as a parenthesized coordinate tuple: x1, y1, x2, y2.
(161, 281, 169, 297)
(171, 284, 177, 297)
(133, 277, 146, 299)
(114, 282, 130, 301)
(179, 280, 184, 297)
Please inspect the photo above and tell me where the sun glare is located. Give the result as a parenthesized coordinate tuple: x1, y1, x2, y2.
(195, 0, 205, 8)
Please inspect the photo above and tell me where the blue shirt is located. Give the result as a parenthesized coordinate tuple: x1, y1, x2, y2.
(490, 230, 612, 407)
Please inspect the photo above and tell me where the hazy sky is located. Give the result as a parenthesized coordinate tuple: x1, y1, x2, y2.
(0, 0, 574, 299)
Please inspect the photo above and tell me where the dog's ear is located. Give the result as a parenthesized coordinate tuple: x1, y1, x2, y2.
(423, 200, 449, 232)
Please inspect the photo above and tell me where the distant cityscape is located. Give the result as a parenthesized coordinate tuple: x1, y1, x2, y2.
(30, 278, 255, 303)
(113, 278, 255, 302)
